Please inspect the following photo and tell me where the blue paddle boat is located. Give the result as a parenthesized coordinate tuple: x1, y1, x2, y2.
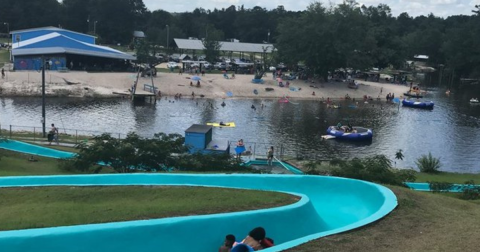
(326, 126, 373, 141)
(402, 99, 434, 110)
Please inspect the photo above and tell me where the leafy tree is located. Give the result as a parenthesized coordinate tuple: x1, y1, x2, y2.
(202, 24, 223, 63)
(135, 39, 155, 64)
(64, 132, 187, 173)
(473, 5, 479, 15)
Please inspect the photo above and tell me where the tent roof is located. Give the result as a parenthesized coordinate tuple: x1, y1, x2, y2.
(174, 38, 274, 53)
(12, 32, 135, 60)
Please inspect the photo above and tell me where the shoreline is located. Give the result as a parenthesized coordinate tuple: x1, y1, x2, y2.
(0, 70, 410, 100)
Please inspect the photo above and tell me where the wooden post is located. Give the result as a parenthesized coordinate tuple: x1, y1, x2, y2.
(150, 71, 157, 104)
(131, 67, 141, 101)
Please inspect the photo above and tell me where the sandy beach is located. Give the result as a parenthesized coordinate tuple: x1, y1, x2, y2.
(0, 68, 409, 100)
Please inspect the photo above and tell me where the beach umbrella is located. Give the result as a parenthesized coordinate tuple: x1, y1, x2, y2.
(191, 76, 201, 81)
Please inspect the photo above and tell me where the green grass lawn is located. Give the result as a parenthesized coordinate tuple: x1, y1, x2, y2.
(415, 171, 480, 184)
(0, 186, 298, 231)
(287, 186, 480, 252)
(0, 149, 75, 176)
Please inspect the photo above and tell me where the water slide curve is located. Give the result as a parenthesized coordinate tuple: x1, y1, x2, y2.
(0, 140, 397, 252)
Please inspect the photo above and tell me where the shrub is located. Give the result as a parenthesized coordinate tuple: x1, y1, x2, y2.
(459, 188, 480, 200)
(458, 180, 480, 200)
(428, 181, 453, 193)
(329, 155, 415, 186)
(415, 152, 441, 173)
(175, 153, 246, 172)
(396, 168, 416, 182)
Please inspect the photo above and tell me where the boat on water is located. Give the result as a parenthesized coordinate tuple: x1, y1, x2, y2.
(402, 99, 434, 110)
(326, 126, 373, 141)
(470, 98, 479, 103)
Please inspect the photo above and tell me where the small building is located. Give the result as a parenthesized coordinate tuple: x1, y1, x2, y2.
(184, 124, 230, 154)
(10, 26, 135, 71)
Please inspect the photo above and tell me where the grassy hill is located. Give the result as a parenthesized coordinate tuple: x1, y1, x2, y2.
(287, 186, 480, 252)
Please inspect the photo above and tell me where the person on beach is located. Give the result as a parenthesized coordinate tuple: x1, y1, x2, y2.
(1, 68, 5, 79)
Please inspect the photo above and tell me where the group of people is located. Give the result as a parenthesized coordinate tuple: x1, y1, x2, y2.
(189, 80, 201, 87)
(219, 227, 274, 252)
(386, 93, 395, 102)
(336, 122, 355, 133)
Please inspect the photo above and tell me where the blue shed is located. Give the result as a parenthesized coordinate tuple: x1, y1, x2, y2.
(185, 124, 229, 154)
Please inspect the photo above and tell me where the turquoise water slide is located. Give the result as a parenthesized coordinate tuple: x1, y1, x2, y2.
(0, 141, 397, 252)
(0, 175, 396, 252)
(0, 140, 75, 159)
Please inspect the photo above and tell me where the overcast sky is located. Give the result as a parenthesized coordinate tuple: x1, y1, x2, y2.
(143, 0, 479, 17)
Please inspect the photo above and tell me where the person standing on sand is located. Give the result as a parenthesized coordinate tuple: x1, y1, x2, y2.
(1, 68, 5, 79)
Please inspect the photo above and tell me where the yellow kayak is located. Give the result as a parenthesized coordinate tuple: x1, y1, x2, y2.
(207, 122, 236, 128)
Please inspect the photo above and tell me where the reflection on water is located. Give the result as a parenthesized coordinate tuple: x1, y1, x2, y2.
(1, 91, 480, 173)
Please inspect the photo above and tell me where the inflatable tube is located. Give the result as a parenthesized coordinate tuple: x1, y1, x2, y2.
(402, 99, 434, 110)
(326, 126, 373, 141)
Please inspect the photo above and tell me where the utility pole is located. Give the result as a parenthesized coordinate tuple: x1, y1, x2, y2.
(166, 25, 169, 51)
(41, 56, 46, 137)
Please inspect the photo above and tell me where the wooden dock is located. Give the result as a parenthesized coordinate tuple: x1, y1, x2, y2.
(112, 90, 156, 97)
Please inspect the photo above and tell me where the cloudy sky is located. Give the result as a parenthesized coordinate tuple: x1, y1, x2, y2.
(143, 0, 479, 17)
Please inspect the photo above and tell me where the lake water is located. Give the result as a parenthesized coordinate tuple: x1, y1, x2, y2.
(1, 89, 480, 173)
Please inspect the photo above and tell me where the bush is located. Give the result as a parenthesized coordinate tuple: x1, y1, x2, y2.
(428, 181, 453, 193)
(415, 152, 441, 173)
(459, 188, 480, 200)
(175, 153, 246, 172)
(458, 180, 480, 200)
(329, 155, 415, 186)
(396, 168, 416, 182)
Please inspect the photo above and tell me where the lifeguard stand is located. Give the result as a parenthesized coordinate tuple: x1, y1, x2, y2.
(184, 124, 230, 154)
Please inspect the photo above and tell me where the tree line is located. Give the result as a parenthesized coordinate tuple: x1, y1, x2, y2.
(0, 0, 479, 84)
